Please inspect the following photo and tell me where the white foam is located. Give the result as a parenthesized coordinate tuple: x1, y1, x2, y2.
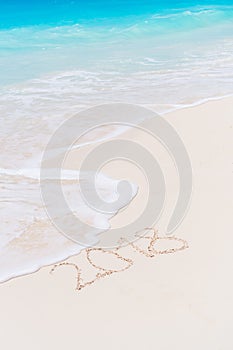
(0, 166, 138, 283)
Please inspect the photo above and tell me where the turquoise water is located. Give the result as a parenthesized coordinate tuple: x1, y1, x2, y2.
(0, 1, 233, 100)
(2, 0, 232, 28)
(0, 1, 233, 155)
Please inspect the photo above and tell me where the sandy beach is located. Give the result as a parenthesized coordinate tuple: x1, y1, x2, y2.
(0, 96, 232, 349)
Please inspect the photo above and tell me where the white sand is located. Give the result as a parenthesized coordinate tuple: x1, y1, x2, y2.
(0, 97, 232, 349)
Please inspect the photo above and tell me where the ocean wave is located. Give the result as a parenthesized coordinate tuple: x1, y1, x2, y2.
(0, 165, 138, 283)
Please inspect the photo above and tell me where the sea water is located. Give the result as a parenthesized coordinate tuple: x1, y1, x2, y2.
(0, 0, 233, 282)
